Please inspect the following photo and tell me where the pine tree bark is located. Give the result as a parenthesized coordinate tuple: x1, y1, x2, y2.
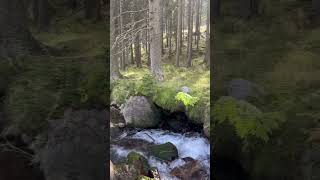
(0, 0, 45, 58)
(149, 0, 164, 81)
(180, 0, 185, 54)
(130, 44, 134, 64)
(195, 0, 201, 50)
(110, 0, 121, 80)
(168, 13, 172, 55)
(176, 0, 182, 67)
(204, 0, 210, 66)
(119, 0, 126, 70)
(160, 1, 164, 55)
(134, 35, 142, 67)
(187, 0, 193, 67)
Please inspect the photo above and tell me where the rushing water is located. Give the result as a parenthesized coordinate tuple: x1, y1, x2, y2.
(111, 129, 210, 180)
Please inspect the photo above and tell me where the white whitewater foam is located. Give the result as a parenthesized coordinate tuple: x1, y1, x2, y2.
(131, 129, 210, 161)
(112, 129, 210, 180)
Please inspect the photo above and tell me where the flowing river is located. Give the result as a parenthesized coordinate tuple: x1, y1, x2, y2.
(111, 129, 210, 180)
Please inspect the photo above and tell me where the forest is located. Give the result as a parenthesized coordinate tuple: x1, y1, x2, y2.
(212, 0, 320, 180)
(0, 0, 107, 179)
(110, 0, 211, 179)
(0, 0, 320, 180)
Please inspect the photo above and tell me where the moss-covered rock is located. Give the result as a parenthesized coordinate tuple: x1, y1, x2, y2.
(127, 151, 150, 175)
(150, 142, 178, 161)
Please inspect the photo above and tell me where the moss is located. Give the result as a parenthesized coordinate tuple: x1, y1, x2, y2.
(150, 142, 178, 161)
(127, 151, 150, 173)
(112, 63, 210, 124)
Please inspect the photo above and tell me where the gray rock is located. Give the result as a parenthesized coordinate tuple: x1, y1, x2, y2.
(179, 86, 191, 94)
(121, 96, 160, 128)
(228, 78, 264, 100)
(34, 109, 107, 180)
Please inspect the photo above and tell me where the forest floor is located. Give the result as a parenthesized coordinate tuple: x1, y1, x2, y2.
(1, 16, 107, 136)
(111, 40, 210, 126)
(213, 16, 320, 179)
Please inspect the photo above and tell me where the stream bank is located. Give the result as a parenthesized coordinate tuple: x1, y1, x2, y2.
(111, 95, 210, 180)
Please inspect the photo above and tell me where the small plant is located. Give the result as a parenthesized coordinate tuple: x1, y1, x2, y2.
(175, 92, 199, 107)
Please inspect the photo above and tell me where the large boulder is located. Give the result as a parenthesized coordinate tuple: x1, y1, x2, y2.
(228, 78, 265, 100)
(121, 96, 160, 128)
(33, 109, 107, 180)
(150, 142, 178, 161)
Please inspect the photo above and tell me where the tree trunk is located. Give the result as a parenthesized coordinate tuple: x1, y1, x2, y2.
(31, 0, 39, 22)
(213, 0, 220, 22)
(110, 0, 121, 80)
(134, 35, 142, 67)
(187, 0, 193, 67)
(166, 18, 169, 48)
(67, 0, 78, 11)
(169, 13, 172, 55)
(180, 0, 185, 54)
(38, 0, 51, 31)
(119, 0, 125, 70)
(0, 0, 45, 58)
(204, 0, 210, 66)
(176, 0, 182, 67)
(160, 1, 164, 55)
(130, 44, 134, 64)
(149, 0, 164, 81)
(147, 9, 151, 67)
(85, 0, 100, 20)
(312, 0, 320, 25)
(195, 0, 201, 50)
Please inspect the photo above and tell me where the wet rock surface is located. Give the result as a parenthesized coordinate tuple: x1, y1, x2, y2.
(150, 142, 178, 161)
(111, 129, 210, 180)
(170, 157, 208, 180)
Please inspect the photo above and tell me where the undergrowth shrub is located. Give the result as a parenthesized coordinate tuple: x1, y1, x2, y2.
(80, 61, 107, 106)
(136, 73, 155, 97)
(153, 87, 178, 111)
(111, 80, 137, 104)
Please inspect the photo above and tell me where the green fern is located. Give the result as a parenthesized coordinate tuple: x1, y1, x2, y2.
(175, 92, 199, 107)
(213, 96, 285, 141)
